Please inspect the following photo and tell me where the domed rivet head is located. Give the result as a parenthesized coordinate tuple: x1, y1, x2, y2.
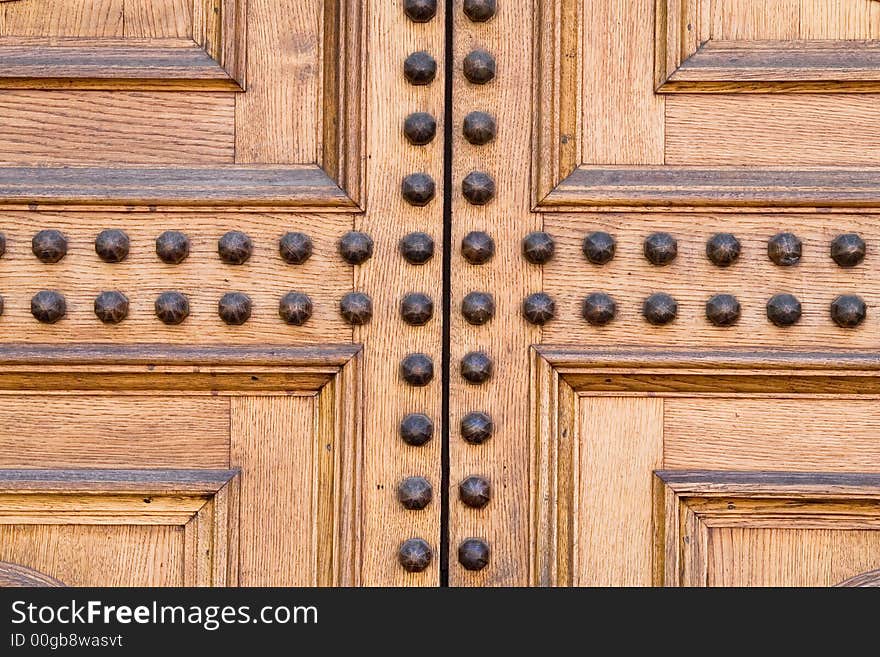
(463, 49, 496, 84)
(403, 0, 437, 22)
(462, 171, 495, 206)
(463, 0, 497, 22)
(768, 232, 802, 266)
(402, 173, 436, 206)
(398, 538, 433, 573)
(458, 538, 490, 571)
(340, 292, 373, 325)
(830, 233, 866, 268)
(339, 231, 374, 265)
(155, 291, 190, 325)
(706, 233, 741, 267)
(706, 294, 741, 327)
(397, 477, 433, 510)
(830, 294, 866, 328)
(218, 292, 252, 325)
(31, 290, 66, 324)
(400, 413, 434, 447)
(582, 292, 616, 326)
(582, 231, 616, 265)
(401, 293, 434, 326)
(522, 292, 555, 325)
(643, 293, 678, 325)
(522, 231, 555, 264)
(93, 291, 129, 324)
(156, 230, 190, 264)
(32, 230, 67, 263)
(766, 293, 802, 327)
(218, 230, 253, 265)
(399, 232, 435, 265)
(403, 112, 437, 145)
(94, 229, 130, 263)
(404, 51, 437, 86)
(461, 231, 495, 264)
(401, 353, 434, 386)
(461, 411, 493, 444)
(279, 232, 313, 265)
(279, 292, 313, 326)
(462, 111, 497, 145)
(461, 351, 493, 384)
(644, 232, 678, 266)
(0, 233, 6, 258)
(461, 291, 495, 325)
(459, 475, 491, 509)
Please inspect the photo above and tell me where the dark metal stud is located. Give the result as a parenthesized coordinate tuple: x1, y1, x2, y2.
(93, 291, 129, 324)
(582, 231, 616, 265)
(461, 411, 493, 444)
(463, 49, 496, 84)
(401, 293, 433, 326)
(402, 173, 436, 206)
(461, 231, 495, 264)
(830, 233, 866, 268)
(398, 538, 433, 573)
(461, 351, 493, 384)
(462, 111, 497, 145)
(279, 292, 313, 326)
(459, 475, 491, 509)
(279, 232, 313, 265)
(32, 230, 67, 263)
(340, 292, 373, 326)
(400, 413, 434, 446)
(155, 230, 190, 264)
(155, 291, 190, 325)
(582, 292, 616, 326)
(404, 51, 437, 86)
(458, 538, 490, 571)
(706, 233, 741, 267)
(403, 112, 437, 145)
(643, 293, 678, 325)
(0, 233, 6, 258)
(94, 229, 130, 263)
(399, 232, 435, 265)
(705, 294, 741, 327)
(403, 0, 437, 22)
(398, 477, 433, 510)
(522, 292, 555, 325)
(766, 293, 802, 327)
(339, 231, 374, 265)
(644, 232, 678, 266)
(522, 231, 555, 264)
(31, 290, 66, 324)
(830, 294, 866, 328)
(401, 353, 434, 386)
(218, 230, 253, 265)
(463, 0, 497, 22)
(461, 291, 495, 325)
(462, 171, 495, 206)
(768, 232, 802, 266)
(218, 292, 252, 325)
(0, 296, 4, 316)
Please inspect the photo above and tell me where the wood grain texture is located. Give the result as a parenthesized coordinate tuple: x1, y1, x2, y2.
(711, 0, 800, 40)
(1, 0, 124, 37)
(0, 561, 64, 587)
(837, 567, 880, 586)
(124, 0, 193, 38)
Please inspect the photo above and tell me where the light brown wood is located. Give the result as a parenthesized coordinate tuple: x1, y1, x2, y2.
(1, 0, 124, 37)
(124, 0, 192, 38)
(0, 561, 64, 587)
(712, 0, 800, 40)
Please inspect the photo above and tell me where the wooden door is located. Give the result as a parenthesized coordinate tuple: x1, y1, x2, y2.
(450, 0, 880, 586)
(0, 0, 444, 586)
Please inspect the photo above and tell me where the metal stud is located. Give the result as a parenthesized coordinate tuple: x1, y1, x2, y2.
(644, 232, 678, 266)
(402, 173, 436, 206)
(399, 232, 435, 265)
(94, 229, 130, 263)
(218, 292, 252, 325)
(522, 292, 555, 325)
(461, 411, 493, 444)
(279, 292, 313, 326)
(458, 538, 490, 571)
(340, 292, 373, 325)
(339, 231, 374, 265)
(768, 233, 802, 266)
(218, 230, 253, 265)
(397, 477, 433, 510)
(404, 112, 437, 145)
(93, 291, 129, 324)
(401, 293, 434, 326)
(401, 353, 434, 386)
(830, 233, 866, 268)
(462, 111, 497, 145)
(31, 290, 66, 324)
(766, 293, 802, 327)
(155, 231, 190, 264)
(461, 351, 493, 384)
(463, 49, 496, 84)
(706, 233, 741, 267)
(461, 291, 495, 325)
(403, 0, 437, 23)
(459, 475, 491, 509)
(461, 231, 495, 264)
(582, 292, 616, 326)
(32, 230, 67, 263)
(705, 294, 741, 327)
(463, 0, 497, 22)
(400, 413, 434, 447)
(279, 232, 313, 265)
(522, 232, 555, 264)
(462, 171, 495, 206)
(398, 538, 433, 573)
(404, 51, 437, 86)
(0, 233, 6, 258)
(0, 296, 4, 316)
(582, 231, 616, 265)
(830, 294, 866, 328)
(155, 291, 190, 325)
(643, 293, 678, 325)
